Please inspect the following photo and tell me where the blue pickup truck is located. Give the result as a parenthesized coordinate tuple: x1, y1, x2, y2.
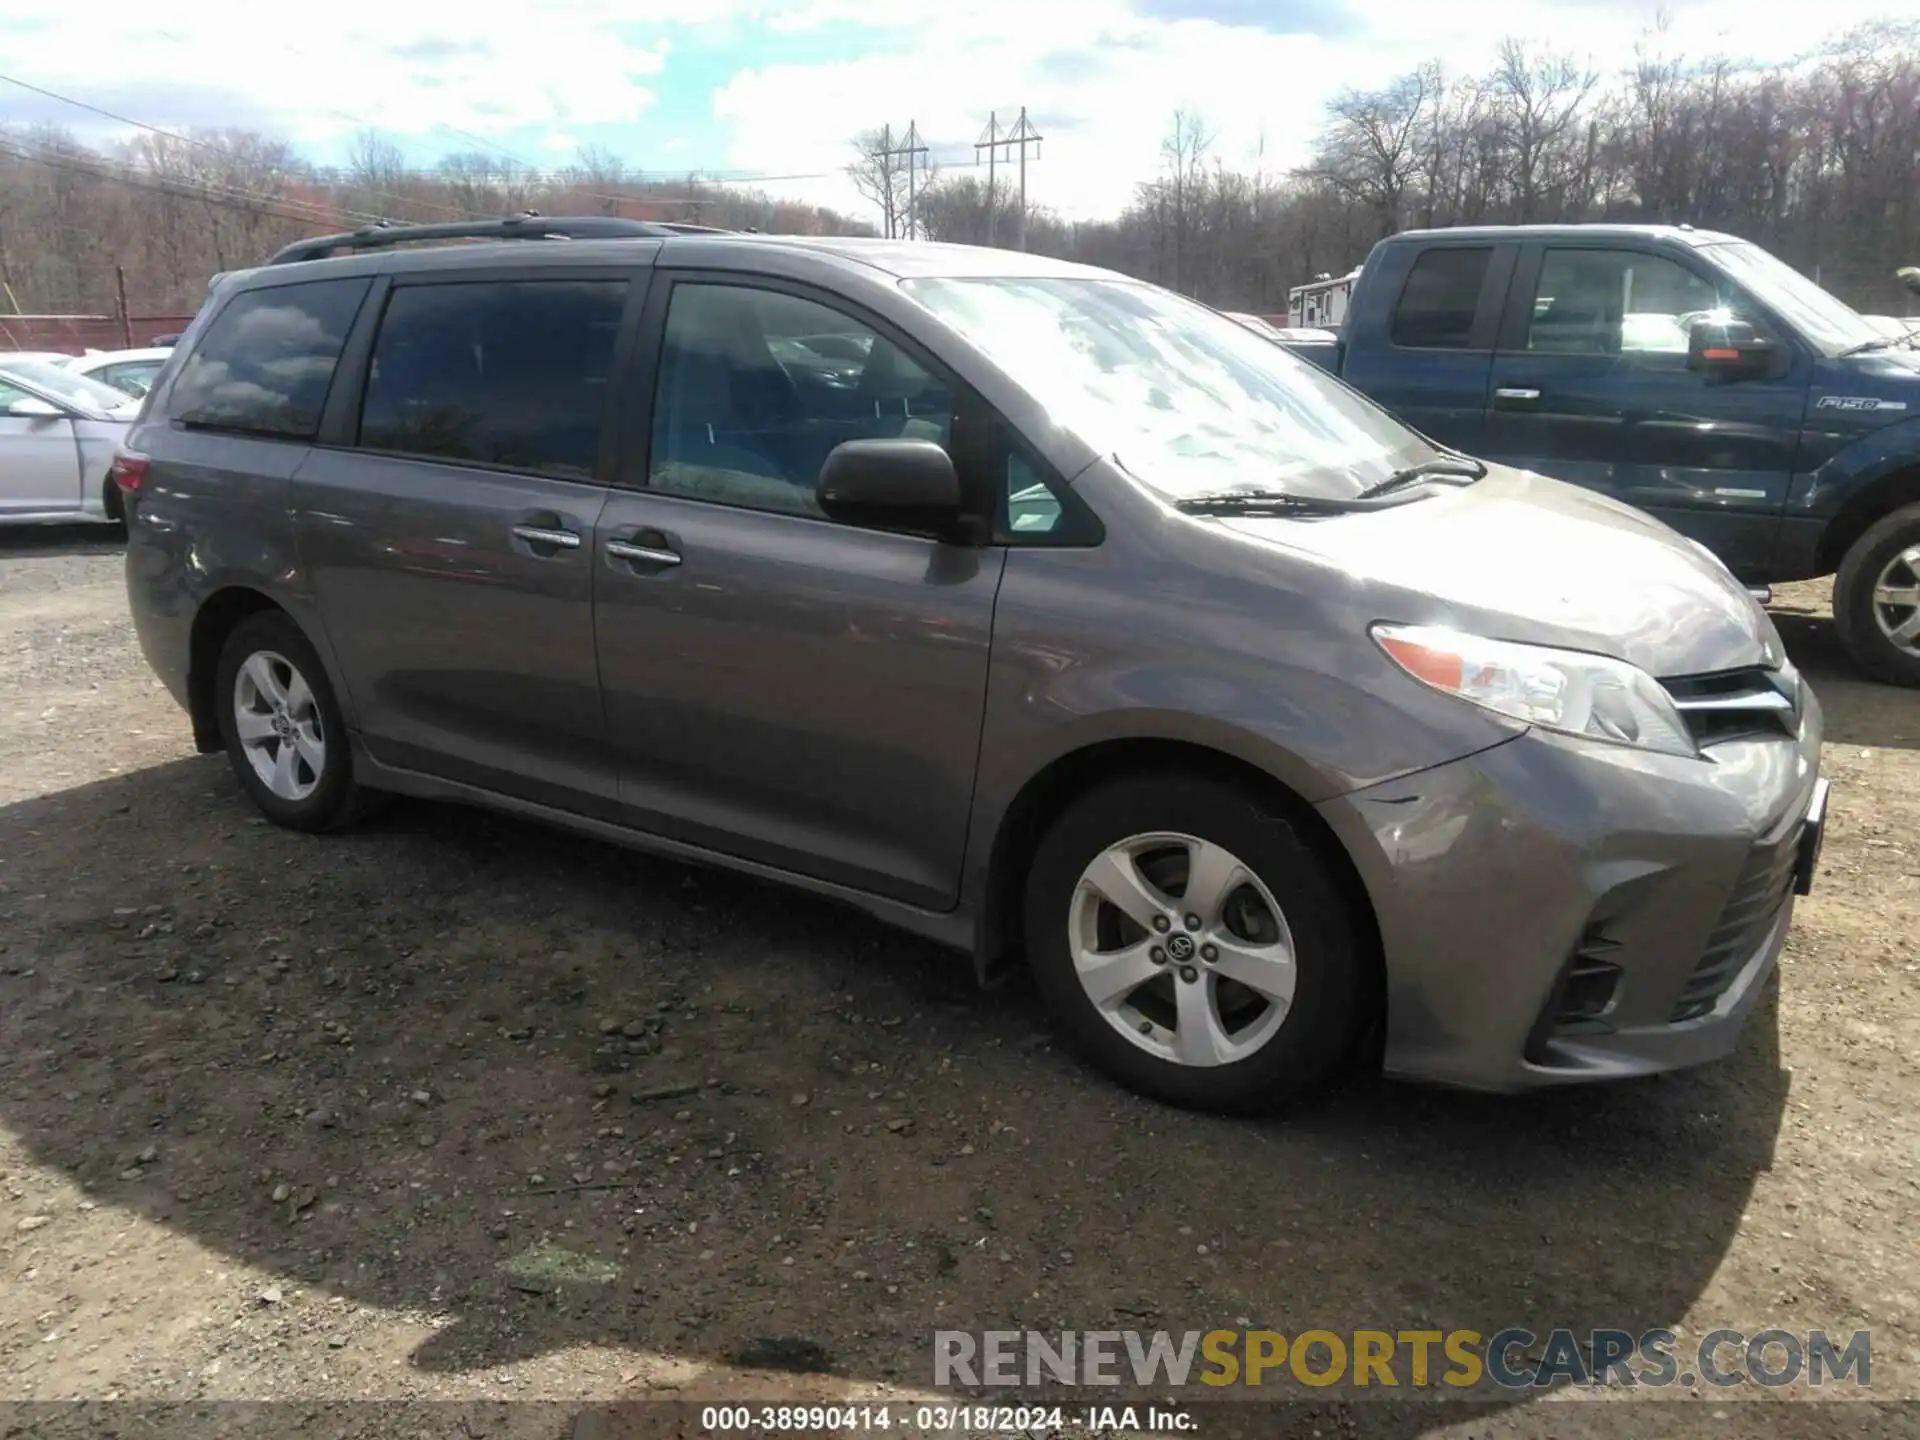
(1282, 225, 1920, 686)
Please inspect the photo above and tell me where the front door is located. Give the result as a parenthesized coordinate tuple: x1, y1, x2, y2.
(1483, 244, 1804, 577)
(294, 273, 633, 816)
(593, 276, 1004, 909)
(0, 378, 80, 517)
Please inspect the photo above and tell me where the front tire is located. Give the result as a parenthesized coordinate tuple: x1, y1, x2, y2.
(214, 612, 374, 831)
(1023, 774, 1366, 1114)
(1834, 501, 1920, 688)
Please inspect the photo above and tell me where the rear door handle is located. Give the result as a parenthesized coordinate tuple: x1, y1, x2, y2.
(511, 524, 582, 549)
(1493, 387, 1542, 406)
(606, 538, 682, 567)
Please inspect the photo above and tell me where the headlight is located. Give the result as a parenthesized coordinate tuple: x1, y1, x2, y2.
(1372, 623, 1697, 758)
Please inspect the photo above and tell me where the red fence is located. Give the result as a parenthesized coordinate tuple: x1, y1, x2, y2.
(0, 314, 197, 353)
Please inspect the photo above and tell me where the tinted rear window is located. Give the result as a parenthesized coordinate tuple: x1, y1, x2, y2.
(358, 280, 628, 479)
(167, 278, 370, 438)
(1390, 248, 1492, 349)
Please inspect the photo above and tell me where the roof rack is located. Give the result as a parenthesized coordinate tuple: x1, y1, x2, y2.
(265, 213, 731, 266)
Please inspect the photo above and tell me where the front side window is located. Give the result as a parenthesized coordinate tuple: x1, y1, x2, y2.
(1525, 249, 1740, 358)
(648, 283, 953, 518)
(168, 278, 369, 439)
(359, 280, 627, 479)
(905, 275, 1436, 503)
(1390, 248, 1492, 349)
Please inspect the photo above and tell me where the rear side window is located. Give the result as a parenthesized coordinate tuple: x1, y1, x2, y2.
(167, 278, 369, 438)
(359, 280, 627, 480)
(1390, 248, 1492, 349)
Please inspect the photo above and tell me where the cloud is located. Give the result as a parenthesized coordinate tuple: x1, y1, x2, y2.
(0, 0, 1907, 229)
(1130, 0, 1360, 39)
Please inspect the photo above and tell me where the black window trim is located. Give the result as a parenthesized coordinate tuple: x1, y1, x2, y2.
(163, 274, 376, 445)
(1386, 242, 1515, 354)
(623, 268, 1102, 548)
(313, 266, 650, 486)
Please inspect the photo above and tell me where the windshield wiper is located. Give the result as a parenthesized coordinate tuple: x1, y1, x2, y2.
(1173, 490, 1369, 516)
(1354, 457, 1487, 500)
(1840, 336, 1899, 357)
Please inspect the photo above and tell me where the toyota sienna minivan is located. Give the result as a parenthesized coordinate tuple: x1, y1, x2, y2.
(117, 217, 1828, 1112)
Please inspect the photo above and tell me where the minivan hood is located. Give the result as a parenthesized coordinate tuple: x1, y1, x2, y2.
(1219, 465, 1779, 679)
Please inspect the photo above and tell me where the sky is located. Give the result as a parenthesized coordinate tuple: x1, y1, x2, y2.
(0, 0, 1905, 225)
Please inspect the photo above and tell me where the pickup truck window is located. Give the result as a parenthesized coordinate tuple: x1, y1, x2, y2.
(906, 275, 1435, 501)
(1526, 249, 1734, 358)
(1390, 248, 1492, 349)
(1705, 240, 1882, 354)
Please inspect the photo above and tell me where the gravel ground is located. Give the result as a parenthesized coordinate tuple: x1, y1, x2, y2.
(1, 527, 1917, 1439)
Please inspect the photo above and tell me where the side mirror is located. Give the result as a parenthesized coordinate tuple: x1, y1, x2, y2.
(6, 396, 65, 420)
(817, 438, 969, 540)
(1897, 266, 1920, 296)
(1687, 316, 1778, 379)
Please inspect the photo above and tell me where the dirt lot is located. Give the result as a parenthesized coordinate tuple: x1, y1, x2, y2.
(2, 529, 1917, 1439)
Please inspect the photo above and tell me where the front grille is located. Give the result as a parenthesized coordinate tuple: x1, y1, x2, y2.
(1661, 666, 1799, 748)
(1670, 830, 1800, 1021)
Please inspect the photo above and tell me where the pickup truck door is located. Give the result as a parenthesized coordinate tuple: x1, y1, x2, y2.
(1482, 242, 1804, 578)
(1339, 241, 1515, 457)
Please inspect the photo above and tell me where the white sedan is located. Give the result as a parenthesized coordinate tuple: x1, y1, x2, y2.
(0, 360, 141, 528)
(61, 346, 174, 399)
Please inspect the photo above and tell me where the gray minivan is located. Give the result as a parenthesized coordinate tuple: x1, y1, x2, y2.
(117, 218, 1827, 1113)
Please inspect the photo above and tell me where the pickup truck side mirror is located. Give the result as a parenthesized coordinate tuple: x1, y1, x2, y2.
(5, 396, 67, 420)
(1687, 317, 1778, 380)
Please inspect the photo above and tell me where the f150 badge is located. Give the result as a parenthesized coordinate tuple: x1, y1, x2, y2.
(1816, 396, 1908, 412)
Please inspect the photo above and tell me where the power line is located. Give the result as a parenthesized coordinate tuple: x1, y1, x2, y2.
(0, 138, 356, 231)
(976, 107, 1043, 250)
(0, 72, 402, 227)
(873, 122, 930, 238)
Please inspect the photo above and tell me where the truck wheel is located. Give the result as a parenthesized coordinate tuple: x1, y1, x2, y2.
(1834, 501, 1920, 688)
(1022, 774, 1366, 1114)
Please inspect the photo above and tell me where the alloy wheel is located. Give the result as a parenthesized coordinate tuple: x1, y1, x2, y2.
(1067, 831, 1297, 1067)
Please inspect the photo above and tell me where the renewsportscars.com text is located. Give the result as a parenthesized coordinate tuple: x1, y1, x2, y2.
(933, 1327, 1871, 1391)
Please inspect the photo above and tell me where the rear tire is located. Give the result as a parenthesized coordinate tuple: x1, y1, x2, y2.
(1022, 773, 1366, 1114)
(1834, 501, 1920, 688)
(214, 612, 379, 831)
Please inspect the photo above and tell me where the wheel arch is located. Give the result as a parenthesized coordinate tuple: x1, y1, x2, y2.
(186, 587, 303, 753)
(1816, 462, 1920, 576)
(974, 736, 1384, 1029)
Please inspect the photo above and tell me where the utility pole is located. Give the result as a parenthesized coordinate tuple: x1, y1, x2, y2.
(876, 122, 930, 238)
(975, 106, 1042, 250)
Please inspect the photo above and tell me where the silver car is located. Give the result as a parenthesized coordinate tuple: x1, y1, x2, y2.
(1, 359, 141, 526)
(117, 220, 1827, 1112)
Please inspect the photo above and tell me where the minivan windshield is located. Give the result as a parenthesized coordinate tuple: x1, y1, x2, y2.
(1703, 240, 1884, 354)
(904, 276, 1436, 500)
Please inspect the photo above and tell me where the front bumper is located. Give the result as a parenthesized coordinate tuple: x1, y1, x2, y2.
(1316, 695, 1824, 1092)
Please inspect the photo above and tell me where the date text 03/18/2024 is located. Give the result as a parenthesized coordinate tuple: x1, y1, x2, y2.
(698, 1404, 1194, 1433)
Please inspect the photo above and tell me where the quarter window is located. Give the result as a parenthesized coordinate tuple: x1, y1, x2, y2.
(1390, 248, 1492, 349)
(359, 280, 628, 479)
(167, 279, 369, 439)
(648, 283, 953, 518)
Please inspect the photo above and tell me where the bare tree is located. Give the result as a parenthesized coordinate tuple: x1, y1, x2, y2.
(1308, 65, 1436, 237)
(848, 128, 913, 239)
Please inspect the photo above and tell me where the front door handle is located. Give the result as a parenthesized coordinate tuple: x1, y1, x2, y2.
(511, 524, 582, 549)
(1493, 386, 1542, 406)
(607, 538, 682, 567)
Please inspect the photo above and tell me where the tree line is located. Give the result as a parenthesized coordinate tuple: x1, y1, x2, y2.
(0, 128, 869, 315)
(879, 17, 1920, 316)
(3, 15, 1917, 320)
